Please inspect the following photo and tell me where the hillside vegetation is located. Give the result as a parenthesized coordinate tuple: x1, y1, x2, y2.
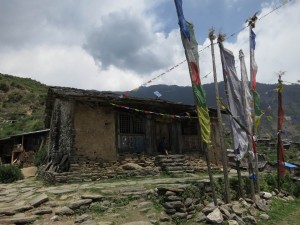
(0, 73, 47, 138)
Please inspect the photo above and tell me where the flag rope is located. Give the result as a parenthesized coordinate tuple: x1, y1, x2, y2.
(119, 0, 291, 97)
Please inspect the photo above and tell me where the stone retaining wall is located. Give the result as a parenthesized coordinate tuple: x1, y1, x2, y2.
(38, 153, 221, 184)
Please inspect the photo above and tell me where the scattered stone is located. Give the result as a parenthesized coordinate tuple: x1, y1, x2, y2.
(245, 198, 254, 204)
(81, 194, 104, 201)
(165, 191, 176, 196)
(165, 195, 181, 201)
(121, 163, 143, 170)
(0, 207, 15, 215)
(234, 215, 245, 225)
(46, 201, 57, 207)
(69, 199, 93, 209)
(55, 206, 74, 215)
(195, 212, 206, 223)
(172, 212, 187, 219)
(261, 191, 272, 199)
(287, 195, 295, 201)
(195, 203, 204, 211)
(47, 188, 74, 195)
(163, 201, 184, 209)
(243, 215, 257, 224)
(219, 205, 232, 219)
(256, 201, 268, 212)
(29, 193, 49, 207)
(81, 220, 98, 225)
(0, 215, 37, 224)
(121, 222, 152, 225)
(184, 198, 193, 207)
(75, 214, 93, 224)
(16, 203, 33, 212)
(248, 206, 257, 217)
(232, 204, 245, 215)
(98, 222, 114, 225)
(228, 220, 239, 225)
(139, 207, 150, 213)
(260, 213, 270, 220)
(207, 208, 223, 224)
(202, 205, 217, 215)
(51, 215, 59, 221)
(159, 214, 170, 222)
(165, 208, 176, 215)
(254, 194, 260, 204)
(186, 214, 193, 220)
(138, 201, 153, 208)
(32, 208, 53, 215)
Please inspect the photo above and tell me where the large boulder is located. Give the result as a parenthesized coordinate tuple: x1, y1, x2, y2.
(207, 208, 224, 224)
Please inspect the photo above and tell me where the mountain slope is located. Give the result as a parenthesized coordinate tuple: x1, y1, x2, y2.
(127, 83, 300, 140)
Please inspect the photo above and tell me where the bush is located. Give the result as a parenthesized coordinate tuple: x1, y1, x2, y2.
(0, 82, 10, 92)
(0, 164, 24, 183)
(34, 147, 48, 166)
(7, 91, 23, 103)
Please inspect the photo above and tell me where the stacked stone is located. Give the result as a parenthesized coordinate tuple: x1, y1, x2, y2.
(39, 154, 160, 184)
(155, 155, 194, 175)
(156, 185, 208, 221)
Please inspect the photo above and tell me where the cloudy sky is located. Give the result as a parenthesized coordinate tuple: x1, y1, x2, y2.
(0, 0, 298, 91)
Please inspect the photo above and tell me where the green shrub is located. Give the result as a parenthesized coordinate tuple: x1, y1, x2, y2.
(34, 147, 48, 166)
(7, 91, 23, 103)
(0, 82, 10, 92)
(0, 164, 24, 183)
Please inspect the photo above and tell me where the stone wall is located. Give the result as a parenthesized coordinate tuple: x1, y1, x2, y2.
(47, 99, 74, 171)
(39, 154, 160, 184)
(38, 153, 221, 184)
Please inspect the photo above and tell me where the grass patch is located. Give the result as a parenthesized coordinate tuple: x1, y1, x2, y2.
(258, 198, 300, 225)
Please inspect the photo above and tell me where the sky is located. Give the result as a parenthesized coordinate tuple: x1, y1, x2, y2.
(0, 0, 299, 91)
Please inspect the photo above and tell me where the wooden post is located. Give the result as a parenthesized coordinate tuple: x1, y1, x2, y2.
(209, 29, 231, 203)
(203, 143, 218, 206)
(239, 50, 256, 200)
(277, 72, 285, 191)
(248, 14, 260, 194)
(218, 34, 244, 199)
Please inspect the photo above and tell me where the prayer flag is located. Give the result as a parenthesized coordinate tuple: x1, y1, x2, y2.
(250, 28, 262, 131)
(154, 91, 162, 98)
(219, 44, 248, 160)
(174, 0, 211, 144)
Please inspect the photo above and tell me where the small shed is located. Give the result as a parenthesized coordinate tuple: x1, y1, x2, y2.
(0, 129, 49, 164)
(44, 87, 223, 172)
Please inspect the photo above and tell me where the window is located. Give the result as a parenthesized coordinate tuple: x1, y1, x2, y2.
(119, 113, 145, 134)
(119, 114, 131, 133)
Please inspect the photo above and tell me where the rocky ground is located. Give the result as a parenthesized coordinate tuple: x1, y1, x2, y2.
(0, 173, 295, 225)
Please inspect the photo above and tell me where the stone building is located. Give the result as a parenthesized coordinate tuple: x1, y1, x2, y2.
(44, 87, 223, 173)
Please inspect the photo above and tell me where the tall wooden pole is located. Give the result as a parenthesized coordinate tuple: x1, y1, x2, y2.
(209, 29, 231, 203)
(239, 50, 256, 200)
(277, 72, 284, 191)
(248, 14, 260, 194)
(218, 34, 244, 199)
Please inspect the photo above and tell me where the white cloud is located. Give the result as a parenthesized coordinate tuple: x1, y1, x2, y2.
(0, 0, 299, 92)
